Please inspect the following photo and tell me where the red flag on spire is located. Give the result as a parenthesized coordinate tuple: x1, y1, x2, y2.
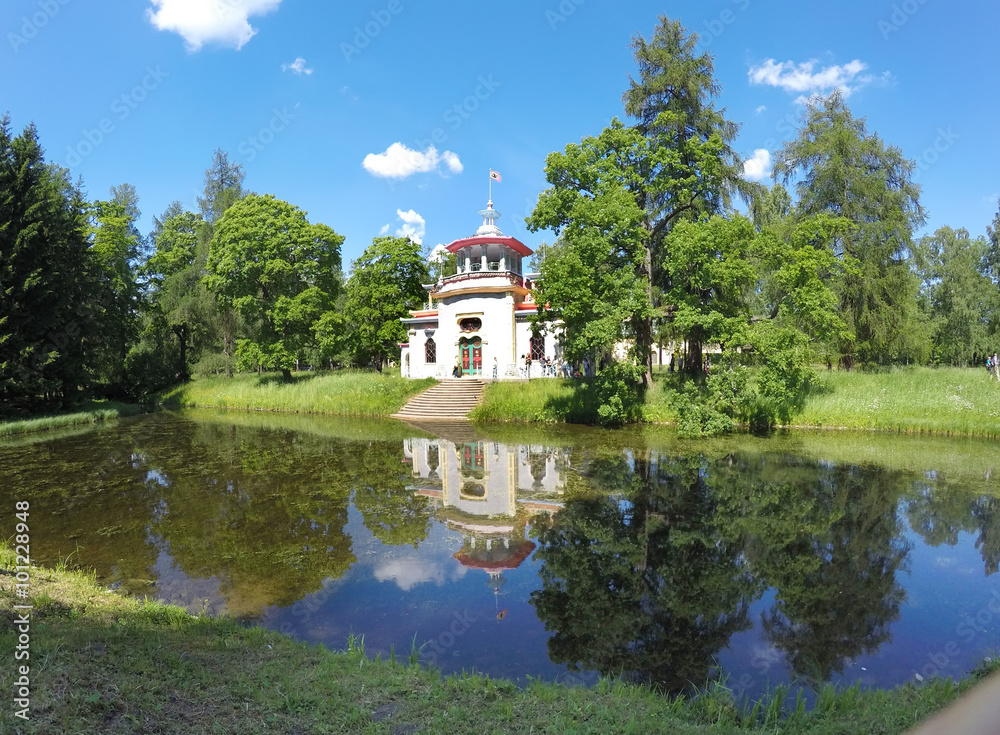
(490, 169, 502, 182)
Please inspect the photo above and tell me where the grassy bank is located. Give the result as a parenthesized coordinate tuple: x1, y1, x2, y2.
(795, 366, 1000, 435)
(0, 400, 141, 438)
(470, 376, 676, 424)
(1, 542, 996, 734)
(158, 370, 435, 417)
(473, 366, 1000, 437)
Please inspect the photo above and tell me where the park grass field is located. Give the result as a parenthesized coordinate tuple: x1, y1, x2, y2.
(157, 370, 435, 417)
(795, 365, 1000, 436)
(1, 539, 995, 735)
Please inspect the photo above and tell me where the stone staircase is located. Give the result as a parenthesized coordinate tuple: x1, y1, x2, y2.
(391, 379, 486, 421)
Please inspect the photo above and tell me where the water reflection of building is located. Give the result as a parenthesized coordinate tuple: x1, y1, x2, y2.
(403, 437, 565, 582)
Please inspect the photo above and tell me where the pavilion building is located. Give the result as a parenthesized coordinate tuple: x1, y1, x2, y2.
(398, 200, 561, 379)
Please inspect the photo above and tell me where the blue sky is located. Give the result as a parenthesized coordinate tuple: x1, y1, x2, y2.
(3, 0, 998, 270)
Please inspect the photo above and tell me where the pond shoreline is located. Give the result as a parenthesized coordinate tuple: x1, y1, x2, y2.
(1, 540, 994, 734)
(0, 400, 141, 438)
(148, 366, 1000, 439)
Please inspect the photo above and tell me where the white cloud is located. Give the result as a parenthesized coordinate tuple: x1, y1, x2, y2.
(440, 150, 463, 174)
(147, 0, 282, 51)
(373, 558, 465, 591)
(428, 244, 449, 263)
(378, 224, 390, 235)
(362, 143, 463, 179)
(742, 149, 772, 182)
(281, 57, 312, 75)
(755, 105, 767, 115)
(394, 209, 425, 245)
(748, 58, 876, 103)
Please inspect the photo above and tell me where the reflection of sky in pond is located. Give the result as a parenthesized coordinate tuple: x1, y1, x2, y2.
(5, 410, 1000, 702)
(260, 505, 569, 685)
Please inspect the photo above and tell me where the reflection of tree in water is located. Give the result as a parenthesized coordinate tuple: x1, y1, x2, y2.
(905, 480, 1000, 576)
(353, 442, 432, 548)
(716, 457, 909, 684)
(149, 419, 358, 617)
(971, 495, 1000, 575)
(530, 450, 758, 693)
(0, 416, 168, 596)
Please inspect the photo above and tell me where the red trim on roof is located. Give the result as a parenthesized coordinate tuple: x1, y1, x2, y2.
(446, 235, 533, 257)
(514, 303, 537, 310)
(409, 310, 438, 317)
(452, 540, 536, 571)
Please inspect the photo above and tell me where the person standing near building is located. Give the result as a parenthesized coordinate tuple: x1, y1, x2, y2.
(994, 353, 999, 382)
(492, 356, 498, 379)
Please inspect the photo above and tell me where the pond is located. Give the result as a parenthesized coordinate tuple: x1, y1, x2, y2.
(3, 409, 999, 700)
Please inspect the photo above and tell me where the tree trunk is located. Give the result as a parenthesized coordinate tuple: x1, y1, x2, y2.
(281, 367, 292, 381)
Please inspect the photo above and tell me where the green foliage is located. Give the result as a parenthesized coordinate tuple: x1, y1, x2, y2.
(594, 361, 645, 427)
(343, 236, 429, 370)
(775, 91, 925, 367)
(197, 148, 245, 225)
(914, 226, 994, 366)
(204, 194, 343, 378)
(88, 195, 144, 392)
(0, 117, 94, 410)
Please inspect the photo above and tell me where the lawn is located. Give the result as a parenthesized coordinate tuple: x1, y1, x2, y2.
(157, 369, 435, 417)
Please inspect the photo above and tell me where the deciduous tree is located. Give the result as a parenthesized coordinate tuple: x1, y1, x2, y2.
(343, 236, 429, 371)
(204, 194, 343, 379)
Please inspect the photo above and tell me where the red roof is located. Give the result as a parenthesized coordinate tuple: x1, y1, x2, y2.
(409, 310, 438, 317)
(445, 235, 533, 258)
(452, 540, 536, 571)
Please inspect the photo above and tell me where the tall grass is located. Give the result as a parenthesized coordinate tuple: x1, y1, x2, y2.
(157, 370, 435, 417)
(0, 400, 140, 438)
(796, 366, 1000, 436)
(471, 378, 594, 423)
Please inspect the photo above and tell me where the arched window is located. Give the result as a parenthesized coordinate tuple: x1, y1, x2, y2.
(425, 338, 436, 364)
(530, 333, 545, 361)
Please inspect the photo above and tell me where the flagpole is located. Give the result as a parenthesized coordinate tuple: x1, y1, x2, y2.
(489, 169, 492, 202)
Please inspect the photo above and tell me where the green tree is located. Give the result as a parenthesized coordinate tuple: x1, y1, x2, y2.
(529, 120, 719, 371)
(622, 15, 759, 377)
(661, 213, 848, 432)
(774, 92, 925, 367)
(343, 236, 429, 371)
(204, 194, 343, 379)
(143, 207, 215, 375)
(197, 148, 246, 225)
(914, 227, 993, 366)
(88, 193, 143, 393)
(0, 118, 93, 409)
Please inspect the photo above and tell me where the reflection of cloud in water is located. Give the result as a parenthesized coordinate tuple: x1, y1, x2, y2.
(374, 557, 467, 591)
(150, 547, 227, 615)
(934, 556, 957, 568)
(750, 644, 783, 672)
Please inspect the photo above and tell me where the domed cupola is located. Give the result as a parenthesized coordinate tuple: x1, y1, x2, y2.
(476, 200, 503, 238)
